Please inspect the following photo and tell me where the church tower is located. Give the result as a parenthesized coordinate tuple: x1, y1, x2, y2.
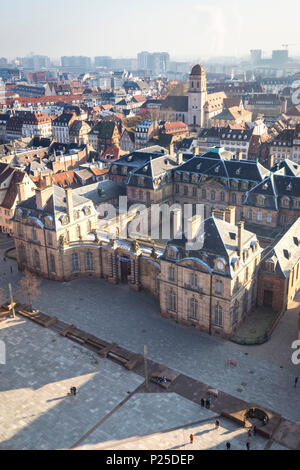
(188, 64, 207, 130)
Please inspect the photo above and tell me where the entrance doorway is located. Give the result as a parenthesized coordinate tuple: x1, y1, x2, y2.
(120, 256, 131, 283)
(263, 290, 273, 307)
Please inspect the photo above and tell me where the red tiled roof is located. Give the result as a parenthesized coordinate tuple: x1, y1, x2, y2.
(90, 167, 108, 176)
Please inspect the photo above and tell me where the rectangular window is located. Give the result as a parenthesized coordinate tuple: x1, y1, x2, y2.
(215, 279, 223, 295)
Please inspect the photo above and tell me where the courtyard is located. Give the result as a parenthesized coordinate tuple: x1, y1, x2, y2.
(0, 235, 300, 449)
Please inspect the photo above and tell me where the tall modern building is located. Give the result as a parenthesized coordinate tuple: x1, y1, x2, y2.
(61, 56, 91, 70)
(272, 50, 289, 66)
(250, 49, 262, 65)
(137, 51, 170, 74)
(94, 56, 113, 69)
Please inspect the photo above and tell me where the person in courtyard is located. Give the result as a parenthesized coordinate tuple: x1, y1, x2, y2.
(201, 398, 205, 407)
(295, 377, 298, 388)
(248, 429, 252, 439)
(190, 433, 194, 444)
(215, 419, 220, 429)
(70, 386, 77, 396)
(226, 442, 231, 450)
(253, 425, 257, 436)
(246, 440, 250, 450)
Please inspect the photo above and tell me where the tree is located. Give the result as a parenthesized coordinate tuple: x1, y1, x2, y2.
(17, 270, 42, 311)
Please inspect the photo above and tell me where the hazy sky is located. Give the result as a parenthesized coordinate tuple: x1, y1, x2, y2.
(1, 0, 300, 60)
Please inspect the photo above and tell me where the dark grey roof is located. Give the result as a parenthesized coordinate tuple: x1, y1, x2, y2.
(161, 216, 257, 279)
(161, 95, 188, 112)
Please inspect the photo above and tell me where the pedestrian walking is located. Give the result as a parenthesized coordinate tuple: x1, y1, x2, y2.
(226, 442, 231, 450)
(205, 398, 210, 409)
(246, 440, 250, 450)
(215, 419, 220, 429)
(253, 425, 257, 436)
(70, 386, 77, 396)
(295, 377, 298, 388)
(248, 429, 252, 439)
(10, 266, 12, 274)
(201, 398, 205, 407)
(190, 433, 194, 444)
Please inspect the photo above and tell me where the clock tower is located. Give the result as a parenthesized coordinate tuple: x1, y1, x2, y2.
(188, 64, 207, 131)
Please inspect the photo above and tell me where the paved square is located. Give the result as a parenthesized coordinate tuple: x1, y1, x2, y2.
(0, 318, 143, 450)
(33, 278, 300, 425)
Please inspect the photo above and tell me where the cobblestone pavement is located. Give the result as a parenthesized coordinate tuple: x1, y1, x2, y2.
(0, 318, 144, 450)
(77, 398, 277, 451)
(31, 278, 300, 426)
(1, 243, 300, 440)
(0, 317, 288, 450)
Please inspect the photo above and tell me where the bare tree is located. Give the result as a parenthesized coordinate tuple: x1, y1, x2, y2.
(17, 270, 42, 311)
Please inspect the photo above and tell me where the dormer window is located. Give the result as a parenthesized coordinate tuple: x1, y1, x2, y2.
(257, 196, 265, 207)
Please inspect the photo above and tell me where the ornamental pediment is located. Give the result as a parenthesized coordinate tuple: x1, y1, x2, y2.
(177, 257, 211, 273)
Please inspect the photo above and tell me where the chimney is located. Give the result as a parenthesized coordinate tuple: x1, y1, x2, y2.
(185, 215, 202, 242)
(237, 221, 244, 258)
(268, 153, 275, 169)
(35, 186, 53, 210)
(193, 145, 199, 155)
(44, 174, 52, 187)
(65, 188, 74, 223)
(17, 182, 26, 202)
(169, 143, 174, 156)
(224, 206, 236, 225)
(212, 208, 225, 220)
(176, 152, 183, 165)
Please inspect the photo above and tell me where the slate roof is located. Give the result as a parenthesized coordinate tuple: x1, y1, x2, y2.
(244, 174, 300, 210)
(161, 95, 188, 112)
(108, 147, 167, 175)
(161, 216, 258, 279)
(271, 159, 300, 177)
(174, 149, 269, 186)
(18, 185, 90, 216)
(127, 154, 179, 189)
(263, 217, 300, 278)
(89, 120, 118, 139)
(73, 180, 126, 204)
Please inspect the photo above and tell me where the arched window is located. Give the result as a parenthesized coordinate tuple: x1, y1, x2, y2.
(168, 289, 176, 312)
(189, 297, 198, 319)
(72, 252, 79, 271)
(193, 116, 196, 126)
(34, 249, 40, 269)
(214, 303, 223, 327)
(86, 251, 94, 270)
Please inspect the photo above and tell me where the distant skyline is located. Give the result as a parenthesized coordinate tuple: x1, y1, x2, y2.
(1, 0, 300, 60)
